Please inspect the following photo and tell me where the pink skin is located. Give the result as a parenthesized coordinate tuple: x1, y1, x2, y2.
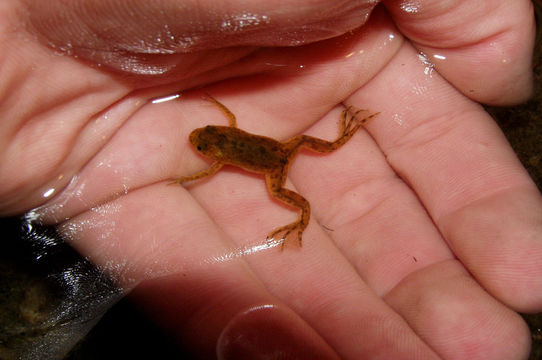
(1, 0, 540, 359)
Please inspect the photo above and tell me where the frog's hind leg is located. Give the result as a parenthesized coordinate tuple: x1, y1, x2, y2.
(170, 161, 223, 184)
(288, 107, 378, 155)
(334, 106, 378, 148)
(203, 94, 238, 127)
(265, 172, 310, 249)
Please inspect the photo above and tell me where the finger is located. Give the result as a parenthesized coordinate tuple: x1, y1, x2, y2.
(22, 0, 378, 77)
(59, 183, 339, 358)
(385, 260, 531, 360)
(290, 106, 453, 294)
(384, 0, 535, 105)
(353, 41, 542, 312)
(286, 102, 530, 358)
(186, 167, 440, 358)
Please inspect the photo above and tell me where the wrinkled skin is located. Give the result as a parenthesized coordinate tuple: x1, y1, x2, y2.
(1, 0, 541, 359)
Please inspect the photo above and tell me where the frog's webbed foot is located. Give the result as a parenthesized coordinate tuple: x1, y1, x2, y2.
(266, 221, 304, 250)
(340, 106, 377, 137)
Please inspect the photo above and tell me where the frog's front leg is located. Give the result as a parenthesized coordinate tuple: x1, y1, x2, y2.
(170, 161, 223, 184)
(203, 94, 237, 127)
(265, 172, 310, 248)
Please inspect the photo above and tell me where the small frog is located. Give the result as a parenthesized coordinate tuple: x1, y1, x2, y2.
(173, 95, 377, 248)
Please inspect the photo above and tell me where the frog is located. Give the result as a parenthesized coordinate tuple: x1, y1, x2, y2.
(172, 95, 377, 248)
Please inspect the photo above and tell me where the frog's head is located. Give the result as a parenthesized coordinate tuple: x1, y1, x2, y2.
(189, 125, 225, 160)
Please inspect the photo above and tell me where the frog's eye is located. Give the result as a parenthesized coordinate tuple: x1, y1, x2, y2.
(197, 145, 202, 151)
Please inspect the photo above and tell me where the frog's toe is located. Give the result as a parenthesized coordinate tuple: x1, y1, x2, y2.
(267, 227, 291, 245)
(267, 223, 304, 250)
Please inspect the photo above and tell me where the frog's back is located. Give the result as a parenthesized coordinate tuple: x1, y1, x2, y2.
(190, 125, 288, 173)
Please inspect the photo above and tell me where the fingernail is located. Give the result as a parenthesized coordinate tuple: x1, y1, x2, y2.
(217, 304, 338, 360)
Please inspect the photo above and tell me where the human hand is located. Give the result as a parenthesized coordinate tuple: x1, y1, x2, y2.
(1, 0, 540, 358)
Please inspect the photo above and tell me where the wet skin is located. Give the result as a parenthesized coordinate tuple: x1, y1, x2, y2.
(173, 96, 377, 248)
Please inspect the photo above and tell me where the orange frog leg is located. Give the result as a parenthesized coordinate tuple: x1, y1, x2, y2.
(203, 94, 237, 127)
(298, 106, 378, 153)
(279, 107, 377, 158)
(170, 161, 223, 184)
(278, 106, 377, 159)
(266, 170, 311, 249)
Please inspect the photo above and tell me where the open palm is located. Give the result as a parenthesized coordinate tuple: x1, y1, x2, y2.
(1, 1, 540, 358)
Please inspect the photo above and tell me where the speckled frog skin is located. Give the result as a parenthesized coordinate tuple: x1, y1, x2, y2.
(173, 95, 377, 248)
